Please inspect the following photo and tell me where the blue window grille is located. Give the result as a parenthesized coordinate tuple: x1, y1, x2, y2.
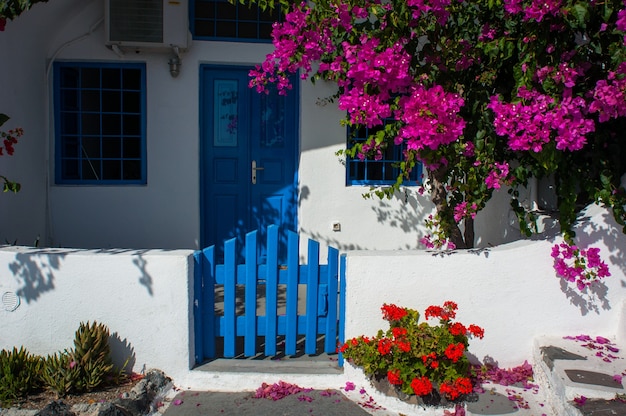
(191, 0, 283, 41)
(346, 123, 422, 186)
(54, 62, 147, 185)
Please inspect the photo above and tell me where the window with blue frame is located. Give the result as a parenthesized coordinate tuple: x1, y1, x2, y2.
(54, 62, 146, 184)
(346, 123, 422, 186)
(191, 0, 283, 41)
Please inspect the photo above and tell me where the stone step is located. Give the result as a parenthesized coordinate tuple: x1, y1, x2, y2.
(533, 335, 626, 415)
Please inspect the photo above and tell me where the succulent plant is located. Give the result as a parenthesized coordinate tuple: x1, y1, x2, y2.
(0, 346, 43, 406)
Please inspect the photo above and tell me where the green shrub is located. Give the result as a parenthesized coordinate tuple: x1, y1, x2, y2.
(41, 321, 117, 397)
(0, 347, 43, 406)
(71, 321, 115, 392)
(41, 351, 80, 398)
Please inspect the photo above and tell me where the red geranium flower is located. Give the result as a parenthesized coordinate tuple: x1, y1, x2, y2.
(396, 340, 411, 352)
(378, 338, 393, 355)
(449, 322, 467, 336)
(387, 369, 403, 385)
(411, 376, 433, 396)
(392, 327, 408, 338)
(444, 343, 465, 362)
(468, 324, 485, 339)
(381, 304, 408, 321)
(425, 305, 443, 319)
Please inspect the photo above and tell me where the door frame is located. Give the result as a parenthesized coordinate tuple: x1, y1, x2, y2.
(199, 63, 300, 249)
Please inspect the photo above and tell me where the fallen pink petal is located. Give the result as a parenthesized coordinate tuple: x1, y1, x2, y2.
(173, 399, 183, 406)
(344, 381, 356, 391)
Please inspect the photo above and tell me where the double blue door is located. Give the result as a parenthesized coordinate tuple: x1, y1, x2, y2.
(200, 65, 298, 261)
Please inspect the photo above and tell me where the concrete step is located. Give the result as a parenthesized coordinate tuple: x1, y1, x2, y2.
(533, 335, 626, 415)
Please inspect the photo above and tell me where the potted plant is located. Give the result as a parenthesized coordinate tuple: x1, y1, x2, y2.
(340, 302, 484, 407)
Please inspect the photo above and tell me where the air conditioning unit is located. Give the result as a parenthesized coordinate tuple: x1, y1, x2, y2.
(105, 0, 189, 51)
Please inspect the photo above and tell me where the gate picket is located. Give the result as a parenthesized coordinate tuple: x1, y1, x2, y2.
(194, 225, 344, 364)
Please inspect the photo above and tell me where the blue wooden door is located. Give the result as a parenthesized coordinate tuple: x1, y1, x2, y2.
(201, 65, 298, 261)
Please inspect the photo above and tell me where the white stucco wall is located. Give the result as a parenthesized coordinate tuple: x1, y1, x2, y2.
(344, 204, 626, 369)
(0, 203, 623, 393)
(0, 246, 195, 381)
(0, 0, 523, 255)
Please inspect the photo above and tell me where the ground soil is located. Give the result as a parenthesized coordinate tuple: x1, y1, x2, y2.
(4, 378, 142, 412)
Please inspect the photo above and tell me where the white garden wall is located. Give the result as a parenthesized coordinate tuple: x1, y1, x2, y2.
(1, 203, 624, 391)
(0, 246, 196, 382)
(344, 204, 626, 369)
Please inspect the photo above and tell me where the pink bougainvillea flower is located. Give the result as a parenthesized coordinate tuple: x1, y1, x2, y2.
(173, 399, 183, 406)
(574, 396, 587, 406)
(344, 381, 356, 391)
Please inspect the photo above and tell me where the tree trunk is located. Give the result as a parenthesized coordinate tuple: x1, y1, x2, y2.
(429, 168, 469, 249)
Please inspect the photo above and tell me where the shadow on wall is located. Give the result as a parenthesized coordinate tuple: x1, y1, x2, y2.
(6, 248, 157, 303)
(8, 250, 70, 303)
(96, 249, 157, 297)
(109, 332, 136, 374)
(371, 189, 431, 249)
(561, 207, 626, 316)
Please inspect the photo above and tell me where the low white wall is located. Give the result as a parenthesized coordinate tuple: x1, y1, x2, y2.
(344, 204, 626, 368)
(1, 204, 624, 390)
(0, 246, 195, 382)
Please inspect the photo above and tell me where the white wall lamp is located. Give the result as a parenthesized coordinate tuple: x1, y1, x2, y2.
(168, 46, 182, 78)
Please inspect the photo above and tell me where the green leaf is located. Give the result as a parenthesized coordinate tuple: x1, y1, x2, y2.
(0, 114, 9, 127)
(572, 3, 589, 27)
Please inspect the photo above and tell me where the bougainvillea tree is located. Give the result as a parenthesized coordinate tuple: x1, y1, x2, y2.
(0, 113, 21, 193)
(0, 0, 49, 21)
(245, 0, 626, 253)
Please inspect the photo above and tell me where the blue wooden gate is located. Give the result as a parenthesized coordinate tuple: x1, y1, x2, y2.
(194, 225, 346, 364)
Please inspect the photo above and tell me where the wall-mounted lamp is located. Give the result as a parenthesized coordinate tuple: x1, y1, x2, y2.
(168, 46, 182, 78)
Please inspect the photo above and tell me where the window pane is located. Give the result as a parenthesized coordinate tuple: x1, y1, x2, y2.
(216, 21, 236, 38)
(123, 114, 141, 135)
(122, 91, 140, 113)
(216, 2, 236, 19)
(195, 2, 213, 18)
(60, 67, 79, 88)
(123, 160, 141, 180)
(82, 159, 101, 180)
(103, 160, 122, 180)
(102, 114, 121, 135)
(102, 68, 121, 89)
(82, 114, 101, 135)
(82, 90, 101, 112)
(82, 137, 101, 158)
(61, 113, 79, 135)
(61, 90, 78, 110)
(62, 136, 80, 158)
(195, 21, 214, 37)
(102, 91, 121, 112)
(63, 159, 80, 179)
(238, 22, 258, 39)
(122, 69, 141, 89)
(238, 4, 257, 20)
(214, 79, 238, 147)
(123, 138, 141, 158)
(103, 137, 122, 158)
(259, 23, 273, 39)
(81, 68, 100, 88)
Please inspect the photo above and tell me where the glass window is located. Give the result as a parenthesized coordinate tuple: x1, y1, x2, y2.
(54, 62, 146, 184)
(346, 123, 422, 186)
(192, 0, 283, 41)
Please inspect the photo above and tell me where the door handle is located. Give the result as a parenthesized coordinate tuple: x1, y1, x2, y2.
(252, 160, 264, 184)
